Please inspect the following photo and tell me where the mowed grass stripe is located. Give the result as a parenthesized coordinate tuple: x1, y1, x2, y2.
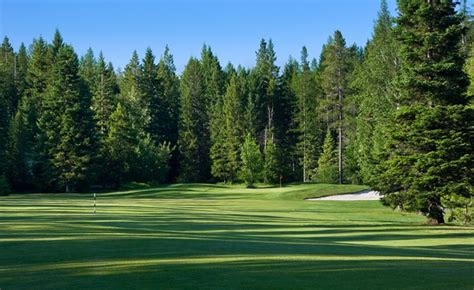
(2, 254, 473, 274)
(0, 183, 473, 289)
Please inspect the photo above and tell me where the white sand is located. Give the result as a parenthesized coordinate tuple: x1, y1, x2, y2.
(306, 190, 381, 201)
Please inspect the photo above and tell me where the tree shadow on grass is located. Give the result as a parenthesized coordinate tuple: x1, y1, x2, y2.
(1, 195, 473, 290)
(1, 234, 473, 289)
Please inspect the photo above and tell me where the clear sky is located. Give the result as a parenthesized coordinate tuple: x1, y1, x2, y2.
(0, 0, 458, 73)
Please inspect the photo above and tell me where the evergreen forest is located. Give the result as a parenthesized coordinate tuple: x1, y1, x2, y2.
(0, 0, 472, 224)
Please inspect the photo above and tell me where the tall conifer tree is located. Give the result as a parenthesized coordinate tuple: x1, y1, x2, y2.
(352, 0, 399, 184)
(0, 37, 16, 175)
(280, 58, 300, 181)
(374, 0, 473, 224)
(178, 58, 210, 182)
(155, 46, 180, 181)
(223, 71, 246, 182)
(79, 48, 97, 94)
(103, 103, 138, 186)
(6, 107, 31, 190)
(23, 37, 52, 189)
(316, 130, 338, 183)
(210, 78, 227, 181)
(211, 71, 245, 182)
(254, 39, 279, 146)
(294, 47, 322, 182)
(141, 47, 158, 128)
(320, 31, 351, 184)
(93, 53, 118, 136)
(149, 46, 180, 146)
(15, 43, 29, 101)
(39, 45, 97, 191)
(50, 29, 64, 61)
(120, 51, 145, 133)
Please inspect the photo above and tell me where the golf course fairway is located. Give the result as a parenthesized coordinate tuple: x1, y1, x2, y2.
(1, 183, 473, 289)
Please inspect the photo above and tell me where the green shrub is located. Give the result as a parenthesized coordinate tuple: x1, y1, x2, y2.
(315, 130, 338, 183)
(239, 134, 263, 187)
(0, 175, 11, 196)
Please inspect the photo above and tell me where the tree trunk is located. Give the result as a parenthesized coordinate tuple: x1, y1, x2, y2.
(338, 122, 343, 184)
(338, 87, 343, 184)
(303, 128, 306, 183)
(303, 95, 307, 183)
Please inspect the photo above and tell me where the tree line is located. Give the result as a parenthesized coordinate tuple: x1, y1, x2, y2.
(0, 0, 472, 223)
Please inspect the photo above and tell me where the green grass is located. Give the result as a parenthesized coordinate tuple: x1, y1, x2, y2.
(0, 183, 473, 289)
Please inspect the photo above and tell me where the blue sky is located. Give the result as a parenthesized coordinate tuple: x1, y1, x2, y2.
(0, 0, 462, 72)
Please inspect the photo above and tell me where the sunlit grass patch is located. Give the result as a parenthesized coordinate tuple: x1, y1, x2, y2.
(0, 183, 472, 289)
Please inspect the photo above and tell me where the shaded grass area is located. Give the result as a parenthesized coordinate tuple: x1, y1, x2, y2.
(104, 182, 369, 201)
(0, 183, 473, 289)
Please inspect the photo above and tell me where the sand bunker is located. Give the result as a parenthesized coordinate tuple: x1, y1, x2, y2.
(306, 190, 381, 201)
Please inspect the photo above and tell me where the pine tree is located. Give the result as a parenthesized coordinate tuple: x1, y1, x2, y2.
(179, 47, 223, 182)
(240, 133, 263, 187)
(141, 47, 158, 128)
(91, 54, 119, 186)
(0, 37, 18, 116)
(104, 102, 171, 187)
(154, 46, 179, 145)
(342, 44, 364, 184)
(280, 58, 300, 181)
(79, 48, 97, 93)
(134, 47, 177, 183)
(40, 45, 97, 191)
(0, 37, 16, 175)
(32, 30, 65, 189)
(0, 93, 8, 176)
(263, 133, 279, 184)
(155, 46, 180, 181)
(6, 106, 31, 190)
(223, 72, 246, 182)
(50, 29, 64, 61)
(316, 130, 338, 183)
(253, 39, 288, 184)
(466, 43, 474, 96)
(210, 80, 227, 181)
(294, 47, 323, 182)
(275, 58, 301, 183)
(244, 70, 258, 138)
(201, 45, 224, 105)
(119, 51, 145, 132)
(254, 39, 279, 146)
(135, 136, 172, 184)
(352, 0, 399, 185)
(104, 103, 138, 187)
(223, 62, 237, 83)
(25, 37, 51, 112)
(178, 57, 210, 182)
(93, 53, 118, 137)
(24, 37, 53, 189)
(211, 72, 245, 182)
(203, 45, 225, 181)
(146, 46, 167, 143)
(320, 31, 352, 184)
(374, 0, 473, 224)
(15, 43, 29, 101)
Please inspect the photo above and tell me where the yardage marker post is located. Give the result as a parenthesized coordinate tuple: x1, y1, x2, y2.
(93, 193, 96, 214)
